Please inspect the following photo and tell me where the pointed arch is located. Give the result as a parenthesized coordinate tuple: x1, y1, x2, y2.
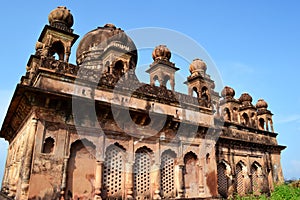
(49, 40, 65, 60)
(184, 151, 199, 197)
(66, 139, 96, 200)
(161, 150, 176, 198)
(217, 160, 231, 198)
(134, 146, 153, 200)
(103, 143, 126, 199)
(235, 161, 246, 195)
(42, 137, 55, 154)
(251, 161, 262, 195)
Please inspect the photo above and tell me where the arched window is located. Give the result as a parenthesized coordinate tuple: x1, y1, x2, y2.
(114, 60, 124, 77)
(42, 137, 55, 154)
(161, 150, 176, 198)
(217, 162, 229, 198)
(134, 147, 153, 200)
(153, 75, 159, 86)
(250, 162, 261, 195)
(163, 75, 171, 89)
(242, 113, 249, 126)
(259, 118, 265, 130)
(192, 87, 199, 97)
(103, 143, 126, 199)
(49, 41, 65, 61)
(223, 108, 231, 121)
(236, 162, 246, 195)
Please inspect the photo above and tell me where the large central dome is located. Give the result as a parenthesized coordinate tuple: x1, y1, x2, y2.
(76, 23, 137, 65)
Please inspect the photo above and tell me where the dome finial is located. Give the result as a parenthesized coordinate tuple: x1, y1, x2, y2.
(152, 45, 171, 61)
(189, 58, 207, 76)
(48, 6, 74, 31)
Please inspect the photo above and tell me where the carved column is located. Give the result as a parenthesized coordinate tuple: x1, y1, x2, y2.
(95, 160, 104, 199)
(20, 117, 38, 200)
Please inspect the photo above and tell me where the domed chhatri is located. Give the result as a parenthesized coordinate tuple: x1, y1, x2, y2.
(152, 45, 171, 61)
(76, 23, 137, 65)
(189, 58, 207, 76)
(48, 6, 74, 29)
(256, 99, 268, 109)
(221, 86, 235, 99)
(239, 93, 253, 103)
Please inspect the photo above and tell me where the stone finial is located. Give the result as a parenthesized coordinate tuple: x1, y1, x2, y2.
(239, 93, 253, 103)
(221, 86, 235, 99)
(152, 45, 171, 61)
(189, 58, 207, 76)
(48, 6, 74, 29)
(256, 99, 268, 109)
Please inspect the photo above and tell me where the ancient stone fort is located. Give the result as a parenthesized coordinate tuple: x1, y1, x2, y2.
(0, 6, 285, 200)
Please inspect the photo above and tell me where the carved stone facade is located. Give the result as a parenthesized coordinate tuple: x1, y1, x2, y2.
(0, 6, 285, 200)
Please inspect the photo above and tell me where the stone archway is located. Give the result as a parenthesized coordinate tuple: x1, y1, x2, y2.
(66, 139, 96, 200)
(184, 151, 199, 198)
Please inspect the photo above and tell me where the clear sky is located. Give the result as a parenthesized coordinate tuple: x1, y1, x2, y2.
(1, 0, 300, 183)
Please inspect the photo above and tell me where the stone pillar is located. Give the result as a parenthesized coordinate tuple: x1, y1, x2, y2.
(125, 162, 134, 199)
(20, 117, 38, 200)
(60, 157, 69, 200)
(94, 160, 104, 199)
(198, 165, 204, 193)
(152, 164, 161, 199)
(176, 164, 184, 198)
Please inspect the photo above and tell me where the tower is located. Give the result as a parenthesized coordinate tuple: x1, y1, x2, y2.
(185, 58, 218, 108)
(146, 45, 179, 91)
(35, 6, 78, 62)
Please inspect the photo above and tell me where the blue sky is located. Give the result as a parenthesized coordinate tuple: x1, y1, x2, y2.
(1, 0, 300, 182)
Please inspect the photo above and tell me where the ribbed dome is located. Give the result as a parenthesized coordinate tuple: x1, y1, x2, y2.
(189, 58, 207, 75)
(152, 45, 171, 61)
(221, 86, 235, 99)
(239, 93, 253, 103)
(76, 24, 137, 65)
(256, 99, 268, 109)
(48, 6, 74, 29)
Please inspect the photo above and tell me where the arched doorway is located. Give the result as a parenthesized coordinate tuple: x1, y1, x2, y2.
(184, 151, 199, 198)
(66, 139, 96, 200)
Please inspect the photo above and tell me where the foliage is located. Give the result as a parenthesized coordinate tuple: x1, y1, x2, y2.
(232, 182, 300, 200)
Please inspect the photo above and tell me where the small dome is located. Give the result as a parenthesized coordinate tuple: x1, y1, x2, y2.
(76, 24, 137, 65)
(48, 6, 74, 28)
(221, 86, 235, 98)
(256, 99, 268, 109)
(189, 58, 207, 75)
(152, 45, 171, 61)
(239, 93, 253, 103)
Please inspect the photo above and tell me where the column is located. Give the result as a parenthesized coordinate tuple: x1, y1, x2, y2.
(152, 164, 161, 199)
(59, 157, 69, 200)
(176, 163, 184, 198)
(125, 162, 134, 199)
(94, 160, 104, 199)
(20, 117, 38, 200)
(198, 166, 204, 193)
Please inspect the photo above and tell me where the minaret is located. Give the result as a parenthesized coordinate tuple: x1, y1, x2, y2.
(35, 6, 79, 62)
(185, 58, 217, 108)
(146, 45, 179, 91)
(256, 99, 274, 132)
